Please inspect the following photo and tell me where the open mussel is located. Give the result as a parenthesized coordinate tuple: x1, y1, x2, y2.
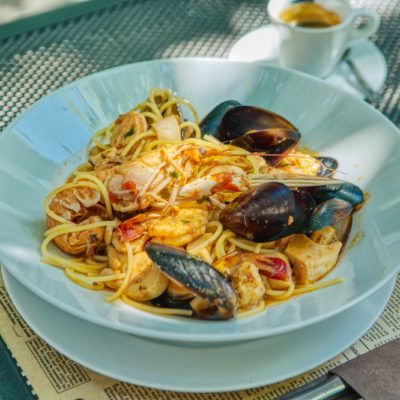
(231, 128, 300, 166)
(303, 181, 364, 207)
(219, 105, 298, 141)
(306, 198, 353, 234)
(316, 156, 338, 177)
(219, 182, 315, 242)
(199, 100, 241, 140)
(220, 181, 363, 243)
(200, 102, 301, 166)
(145, 242, 237, 320)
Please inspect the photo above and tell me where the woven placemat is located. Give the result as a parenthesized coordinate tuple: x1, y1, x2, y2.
(0, 1, 399, 398)
(0, 0, 399, 132)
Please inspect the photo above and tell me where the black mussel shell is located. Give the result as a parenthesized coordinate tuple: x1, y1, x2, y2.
(220, 105, 298, 141)
(316, 156, 338, 177)
(305, 198, 353, 233)
(230, 128, 301, 166)
(304, 182, 364, 207)
(151, 292, 192, 310)
(292, 189, 317, 232)
(145, 242, 237, 320)
(199, 100, 241, 140)
(220, 182, 313, 242)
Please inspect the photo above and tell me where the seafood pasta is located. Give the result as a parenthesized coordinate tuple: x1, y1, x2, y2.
(42, 88, 364, 320)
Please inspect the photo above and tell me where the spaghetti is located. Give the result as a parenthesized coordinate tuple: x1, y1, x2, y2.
(42, 87, 348, 320)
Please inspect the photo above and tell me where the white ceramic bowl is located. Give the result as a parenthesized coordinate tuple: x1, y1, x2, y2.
(0, 58, 399, 343)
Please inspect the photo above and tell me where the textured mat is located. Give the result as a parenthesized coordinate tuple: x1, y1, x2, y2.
(0, 1, 398, 398)
(0, 0, 399, 132)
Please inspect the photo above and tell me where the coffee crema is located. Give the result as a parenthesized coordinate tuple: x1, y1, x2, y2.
(280, 2, 342, 28)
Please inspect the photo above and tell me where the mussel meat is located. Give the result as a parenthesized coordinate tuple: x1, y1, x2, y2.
(145, 242, 237, 320)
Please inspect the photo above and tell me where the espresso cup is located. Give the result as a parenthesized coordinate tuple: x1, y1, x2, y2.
(267, 0, 380, 78)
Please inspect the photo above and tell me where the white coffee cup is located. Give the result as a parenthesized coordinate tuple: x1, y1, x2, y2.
(267, 0, 380, 78)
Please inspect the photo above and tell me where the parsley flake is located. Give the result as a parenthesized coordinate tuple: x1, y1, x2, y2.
(196, 195, 210, 204)
(170, 171, 179, 179)
(124, 128, 135, 138)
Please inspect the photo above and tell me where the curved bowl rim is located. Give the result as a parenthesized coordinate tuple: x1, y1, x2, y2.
(1, 57, 399, 343)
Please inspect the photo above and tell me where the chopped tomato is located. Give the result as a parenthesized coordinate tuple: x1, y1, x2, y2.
(258, 257, 290, 281)
(212, 174, 241, 193)
(109, 191, 119, 204)
(122, 180, 137, 192)
(116, 219, 145, 242)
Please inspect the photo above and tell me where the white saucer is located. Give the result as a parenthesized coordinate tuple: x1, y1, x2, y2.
(3, 268, 395, 393)
(228, 25, 387, 99)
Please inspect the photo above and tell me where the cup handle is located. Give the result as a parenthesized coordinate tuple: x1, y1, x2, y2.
(347, 9, 380, 48)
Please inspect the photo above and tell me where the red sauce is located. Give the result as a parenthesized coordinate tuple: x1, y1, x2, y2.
(109, 191, 119, 204)
(122, 180, 137, 192)
(212, 174, 241, 193)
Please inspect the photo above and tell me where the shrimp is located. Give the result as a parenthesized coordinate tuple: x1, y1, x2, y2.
(111, 110, 148, 148)
(215, 252, 291, 311)
(215, 256, 265, 311)
(147, 208, 208, 246)
(47, 187, 107, 255)
(114, 209, 208, 247)
(97, 142, 251, 213)
(275, 151, 321, 176)
(97, 145, 186, 213)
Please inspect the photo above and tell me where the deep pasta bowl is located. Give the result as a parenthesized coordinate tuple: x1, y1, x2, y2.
(0, 58, 399, 343)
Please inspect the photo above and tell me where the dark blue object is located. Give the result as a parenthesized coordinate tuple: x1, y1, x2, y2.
(0, 337, 36, 400)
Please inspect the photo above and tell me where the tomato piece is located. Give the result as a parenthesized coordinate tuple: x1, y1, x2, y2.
(109, 191, 119, 204)
(212, 174, 241, 193)
(116, 219, 144, 242)
(258, 257, 290, 281)
(122, 180, 137, 192)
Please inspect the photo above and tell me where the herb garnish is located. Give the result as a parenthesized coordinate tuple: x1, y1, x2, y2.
(196, 195, 210, 204)
(124, 128, 135, 138)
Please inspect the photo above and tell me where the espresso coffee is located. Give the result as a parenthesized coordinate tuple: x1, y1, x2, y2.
(280, 2, 341, 28)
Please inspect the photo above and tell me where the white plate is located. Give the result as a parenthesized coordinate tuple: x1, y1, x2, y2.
(3, 268, 395, 392)
(228, 25, 387, 98)
(0, 58, 400, 343)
